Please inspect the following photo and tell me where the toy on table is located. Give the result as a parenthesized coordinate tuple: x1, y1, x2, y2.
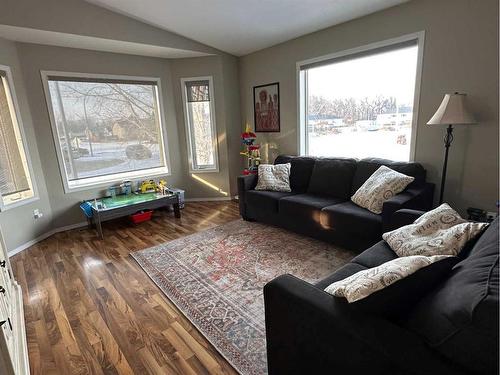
(140, 180, 157, 193)
(240, 124, 261, 175)
(120, 180, 132, 195)
(107, 185, 121, 198)
(156, 179, 169, 195)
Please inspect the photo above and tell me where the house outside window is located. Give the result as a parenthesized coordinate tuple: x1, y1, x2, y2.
(181, 77, 219, 172)
(0, 65, 37, 210)
(298, 34, 424, 162)
(42, 72, 170, 192)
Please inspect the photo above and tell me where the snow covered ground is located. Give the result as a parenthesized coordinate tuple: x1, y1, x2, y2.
(308, 127, 411, 161)
(68, 140, 163, 179)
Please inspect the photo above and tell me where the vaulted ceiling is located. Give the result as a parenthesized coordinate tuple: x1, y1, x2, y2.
(85, 0, 410, 56)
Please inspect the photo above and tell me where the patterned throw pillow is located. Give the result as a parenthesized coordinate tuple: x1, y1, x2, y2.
(383, 203, 488, 257)
(324, 255, 451, 303)
(255, 163, 291, 192)
(351, 165, 414, 214)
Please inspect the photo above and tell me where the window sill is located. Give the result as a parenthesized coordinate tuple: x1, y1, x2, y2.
(189, 168, 219, 174)
(64, 167, 171, 194)
(0, 196, 39, 212)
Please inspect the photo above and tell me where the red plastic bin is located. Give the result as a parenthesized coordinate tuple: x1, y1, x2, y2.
(130, 210, 153, 224)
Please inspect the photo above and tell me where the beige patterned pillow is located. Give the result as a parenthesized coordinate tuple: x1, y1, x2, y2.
(255, 163, 291, 192)
(324, 255, 451, 302)
(383, 203, 488, 257)
(351, 166, 414, 214)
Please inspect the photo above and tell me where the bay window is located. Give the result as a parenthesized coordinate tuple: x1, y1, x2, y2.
(181, 77, 218, 172)
(0, 66, 36, 209)
(42, 72, 170, 192)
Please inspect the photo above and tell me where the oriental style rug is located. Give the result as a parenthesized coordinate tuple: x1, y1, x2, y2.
(131, 220, 355, 375)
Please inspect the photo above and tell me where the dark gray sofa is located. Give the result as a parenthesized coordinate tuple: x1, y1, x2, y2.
(238, 155, 434, 250)
(264, 212, 499, 375)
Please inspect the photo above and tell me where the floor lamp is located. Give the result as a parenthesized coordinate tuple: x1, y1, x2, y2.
(427, 92, 476, 204)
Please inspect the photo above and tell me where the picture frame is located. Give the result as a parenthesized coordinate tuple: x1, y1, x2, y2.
(253, 82, 280, 132)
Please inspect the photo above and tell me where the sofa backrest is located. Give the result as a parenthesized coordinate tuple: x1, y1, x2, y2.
(350, 158, 427, 195)
(274, 155, 427, 197)
(404, 217, 499, 374)
(306, 158, 357, 199)
(274, 155, 316, 193)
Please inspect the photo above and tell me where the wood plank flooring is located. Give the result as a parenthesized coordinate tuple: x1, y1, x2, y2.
(10, 201, 241, 375)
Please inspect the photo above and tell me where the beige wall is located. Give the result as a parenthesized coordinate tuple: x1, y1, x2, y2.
(0, 0, 220, 55)
(0, 38, 54, 250)
(239, 0, 499, 215)
(0, 0, 238, 251)
(170, 55, 239, 199)
(0, 0, 497, 251)
(10, 43, 237, 233)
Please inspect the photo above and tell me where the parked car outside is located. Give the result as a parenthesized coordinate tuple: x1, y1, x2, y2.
(125, 144, 153, 160)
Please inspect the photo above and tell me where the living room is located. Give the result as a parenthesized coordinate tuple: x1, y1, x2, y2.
(0, 0, 498, 374)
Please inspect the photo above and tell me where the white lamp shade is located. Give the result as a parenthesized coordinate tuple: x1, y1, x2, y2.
(427, 93, 476, 125)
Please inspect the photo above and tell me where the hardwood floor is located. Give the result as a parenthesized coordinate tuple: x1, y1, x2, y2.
(10, 201, 241, 375)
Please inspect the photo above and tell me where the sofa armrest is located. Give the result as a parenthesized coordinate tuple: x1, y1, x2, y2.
(264, 274, 465, 375)
(237, 174, 258, 218)
(381, 183, 434, 231)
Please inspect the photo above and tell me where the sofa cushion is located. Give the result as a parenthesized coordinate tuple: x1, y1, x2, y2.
(315, 263, 366, 289)
(324, 255, 453, 303)
(342, 256, 458, 318)
(351, 241, 398, 269)
(307, 158, 357, 199)
(351, 165, 414, 214)
(245, 190, 296, 214)
(320, 201, 382, 239)
(274, 155, 316, 193)
(404, 218, 499, 374)
(351, 158, 426, 195)
(279, 194, 345, 222)
(255, 163, 292, 192)
(383, 203, 488, 257)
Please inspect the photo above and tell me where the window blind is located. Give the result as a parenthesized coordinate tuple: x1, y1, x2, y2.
(46, 75, 157, 86)
(0, 76, 30, 197)
(299, 39, 418, 71)
(186, 80, 210, 102)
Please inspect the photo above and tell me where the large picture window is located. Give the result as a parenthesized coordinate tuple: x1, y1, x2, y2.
(181, 77, 218, 172)
(299, 35, 423, 161)
(0, 66, 36, 209)
(42, 72, 169, 191)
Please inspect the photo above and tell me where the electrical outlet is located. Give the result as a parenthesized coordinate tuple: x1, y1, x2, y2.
(33, 209, 43, 219)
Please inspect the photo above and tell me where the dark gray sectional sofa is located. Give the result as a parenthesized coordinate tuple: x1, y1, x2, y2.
(238, 155, 434, 250)
(264, 212, 499, 375)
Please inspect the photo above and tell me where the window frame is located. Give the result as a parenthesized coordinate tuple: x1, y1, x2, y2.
(0, 64, 38, 211)
(41, 71, 172, 193)
(296, 31, 425, 161)
(180, 76, 219, 173)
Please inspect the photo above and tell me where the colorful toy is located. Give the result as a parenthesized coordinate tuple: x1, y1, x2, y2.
(240, 124, 261, 174)
(156, 179, 168, 195)
(140, 180, 157, 193)
(107, 185, 121, 198)
(120, 180, 132, 195)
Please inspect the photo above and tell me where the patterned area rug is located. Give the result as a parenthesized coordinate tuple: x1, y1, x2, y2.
(131, 220, 355, 375)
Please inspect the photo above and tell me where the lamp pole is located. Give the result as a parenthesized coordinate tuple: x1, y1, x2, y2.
(427, 92, 475, 206)
(439, 124, 454, 204)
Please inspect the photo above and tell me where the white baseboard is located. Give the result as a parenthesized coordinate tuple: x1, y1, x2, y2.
(8, 221, 88, 257)
(8, 198, 239, 257)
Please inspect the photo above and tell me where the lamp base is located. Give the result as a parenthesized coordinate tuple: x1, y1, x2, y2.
(439, 124, 454, 204)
